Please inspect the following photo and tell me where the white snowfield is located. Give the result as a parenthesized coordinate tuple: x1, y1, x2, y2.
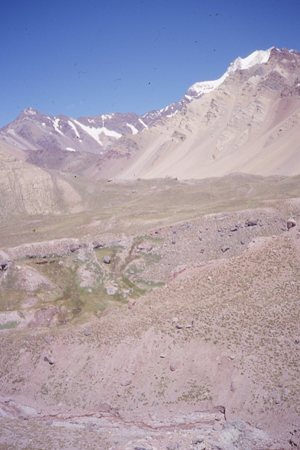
(186, 73, 227, 98)
(126, 123, 139, 135)
(24, 107, 37, 116)
(187, 48, 272, 98)
(101, 113, 114, 120)
(138, 118, 148, 129)
(228, 48, 272, 72)
(52, 118, 63, 135)
(73, 119, 122, 145)
(68, 120, 81, 139)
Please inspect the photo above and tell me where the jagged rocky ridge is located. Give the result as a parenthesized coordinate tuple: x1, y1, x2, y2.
(1, 47, 300, 179)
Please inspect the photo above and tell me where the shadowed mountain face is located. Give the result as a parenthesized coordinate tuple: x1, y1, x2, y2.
(1, 47, 300, 180)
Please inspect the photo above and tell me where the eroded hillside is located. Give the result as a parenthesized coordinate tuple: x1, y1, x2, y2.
(1, 176, 300, 449)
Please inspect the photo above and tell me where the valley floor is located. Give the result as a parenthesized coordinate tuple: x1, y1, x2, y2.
(0, 176, 300, 449)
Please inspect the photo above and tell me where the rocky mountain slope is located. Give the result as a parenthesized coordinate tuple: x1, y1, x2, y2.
(0, 109, 142, 154)
(0, 102, 184, 158)
(109, 47, 300, 179)
(2, 47, 300, 180)
(0, 140, 85, 219)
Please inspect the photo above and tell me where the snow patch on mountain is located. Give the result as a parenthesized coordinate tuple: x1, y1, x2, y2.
(186, 73, 228, 98)
(166, 111, 179, 118)
(98, 126, 122, 139)
(7, 129, 18, 136)
(228, 48, 272, 73)
(73, 120, 103, 145)
(186, 48, 272, 99)
(138, 118, 148, 129)
(53, 118, 63, 135)
(101, 114, 114, 120)
(24, 107, 38, 116)
(126, 123, 138, 135)
(73, 120, 122, 145)
(68, 120, 81, 139)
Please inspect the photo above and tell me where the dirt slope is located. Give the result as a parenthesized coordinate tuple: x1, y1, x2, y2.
(1, 199, 300, 449)
(0, 140, 85, 219)
(112, 87, 300, 180)
(88, 49, 300, 180)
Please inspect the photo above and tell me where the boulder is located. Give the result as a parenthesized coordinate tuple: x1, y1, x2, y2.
(44, 355, 55, 365)
(136, 241, 153, 253)
(83, 328, 92, 336)
(92, 240, 104, 249)
(245, 219, 258, 227)
(287, 218, 296, 230)
(0, 251, 10, 271)
(103, 255, 111, 264)
(70, 243, 81, 253)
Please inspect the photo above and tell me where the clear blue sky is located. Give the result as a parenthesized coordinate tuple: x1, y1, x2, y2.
(1, 0, 300, 127)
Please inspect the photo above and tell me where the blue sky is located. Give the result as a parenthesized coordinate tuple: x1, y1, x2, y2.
(1, 0, 300, 126)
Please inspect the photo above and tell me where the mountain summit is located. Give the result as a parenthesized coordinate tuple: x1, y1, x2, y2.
(185, 48, 273, 99)
(1, 47, 300, 179)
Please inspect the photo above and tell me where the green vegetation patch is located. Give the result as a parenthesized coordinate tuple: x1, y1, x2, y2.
(0, 320, 18, 330)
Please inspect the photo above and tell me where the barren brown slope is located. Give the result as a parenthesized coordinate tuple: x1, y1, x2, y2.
(94, 48, 300, 180)
(0, 175, 300, 448)
(1, 222, 300, 449)
(0, 140, 83, 219)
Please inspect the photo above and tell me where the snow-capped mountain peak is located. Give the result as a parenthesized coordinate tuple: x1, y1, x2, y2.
(1, 47, 299, 167)
(23, 107, 39, 116)
(185, 73, 227, 100)
(186, 48, 273, 100)
(228, 48, 272, 73)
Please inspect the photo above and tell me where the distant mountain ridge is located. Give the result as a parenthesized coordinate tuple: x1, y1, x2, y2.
(1, 47, 300, 179)
(0, 48, 280, 155)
